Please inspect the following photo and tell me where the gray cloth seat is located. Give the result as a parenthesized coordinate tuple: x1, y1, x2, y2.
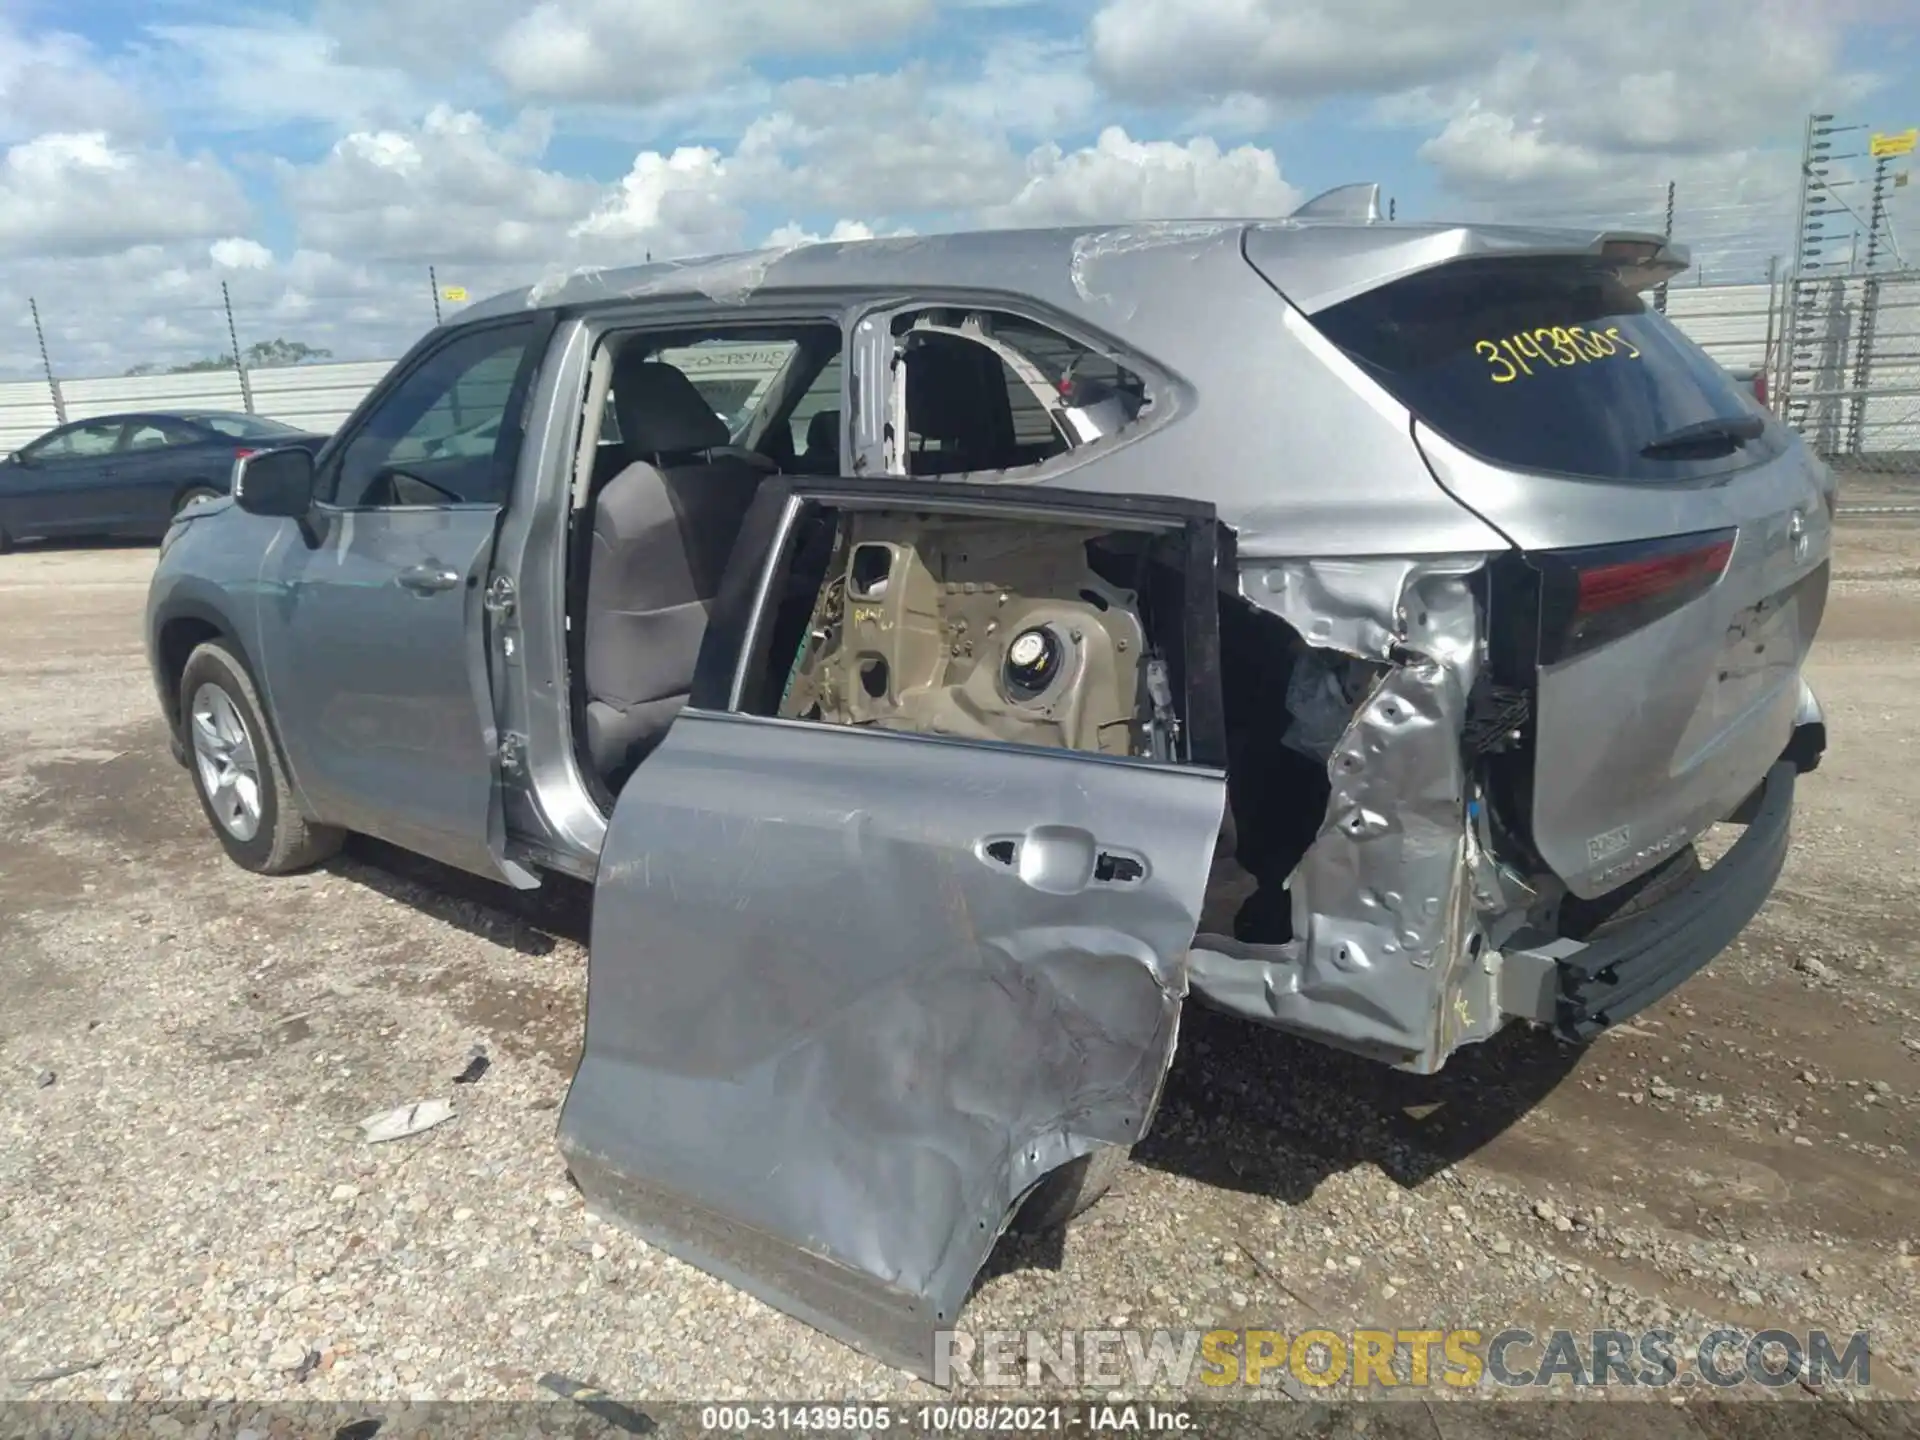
(585, 358, 767, 785)
(794, 408, 839, 473)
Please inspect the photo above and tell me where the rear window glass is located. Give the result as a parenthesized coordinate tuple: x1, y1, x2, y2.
(191, 414, 303, 439)
(1311, 260, 1784, 483)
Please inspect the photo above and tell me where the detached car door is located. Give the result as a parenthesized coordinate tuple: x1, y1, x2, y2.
(257, 315, 554, 885)
(560, 476, 1228, 1381)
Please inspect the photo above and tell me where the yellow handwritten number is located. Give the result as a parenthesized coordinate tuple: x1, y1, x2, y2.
(1513, 332, 1553, 368)
(1477, 340, 1518, 383)
(1545, 327, 1582, 366)
(1606, 326, 1642, 358)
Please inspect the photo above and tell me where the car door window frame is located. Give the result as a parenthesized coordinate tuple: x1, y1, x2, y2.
(27, 420, 127, 467)
(685, 475, 1227, 771)
(120, 419, 194, 452)
(847, 294, 1176, 483)
(313, 315, 556, 513)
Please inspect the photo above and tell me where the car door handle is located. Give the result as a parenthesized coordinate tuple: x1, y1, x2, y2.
(397, 564, 462, 594)
(976, 826, 1149, 894)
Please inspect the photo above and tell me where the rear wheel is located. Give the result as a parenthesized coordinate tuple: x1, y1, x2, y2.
(173, 486, 221, 518)
(179, 639, 343, 874)
(1010, 1145, 1129, 1234)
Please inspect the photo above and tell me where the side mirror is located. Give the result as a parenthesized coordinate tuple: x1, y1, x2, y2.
(234, 446, 316, 518)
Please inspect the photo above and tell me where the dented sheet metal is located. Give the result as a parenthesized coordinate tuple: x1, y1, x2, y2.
(559, 712, 1225, 1380)
(1191, 556, 1506, 1072)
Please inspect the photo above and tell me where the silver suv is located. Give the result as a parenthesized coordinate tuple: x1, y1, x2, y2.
(146, 215, 1831, 1380)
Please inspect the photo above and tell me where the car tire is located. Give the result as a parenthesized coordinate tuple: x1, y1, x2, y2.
(1010, 1144, 1129, 1234)
(179, 639, 344, 874)
(0, 525, 11, 554)
(173, 485, 221, 518)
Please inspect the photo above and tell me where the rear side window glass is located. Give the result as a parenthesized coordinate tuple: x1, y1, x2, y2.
(1311, 260, 1785, 483)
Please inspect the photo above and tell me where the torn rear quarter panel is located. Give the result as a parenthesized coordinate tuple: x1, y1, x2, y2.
(1191, 555, 1515, 1073)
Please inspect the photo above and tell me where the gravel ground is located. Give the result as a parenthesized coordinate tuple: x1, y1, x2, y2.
(1, 525, 1916, 1415)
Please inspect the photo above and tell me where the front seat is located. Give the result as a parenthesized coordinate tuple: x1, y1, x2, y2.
(584, 357, 767, 787)
(794, 408, 840, 474)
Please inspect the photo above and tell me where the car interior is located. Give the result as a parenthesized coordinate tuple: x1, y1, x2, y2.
(565, 313, 1157, 801)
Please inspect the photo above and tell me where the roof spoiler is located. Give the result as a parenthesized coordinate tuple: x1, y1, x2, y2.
(1597, 234, 1690, 291)
(1289, 182, 1382, 223)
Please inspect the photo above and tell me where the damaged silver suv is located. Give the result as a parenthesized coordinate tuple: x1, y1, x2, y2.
(146, 201, 1831, 1381)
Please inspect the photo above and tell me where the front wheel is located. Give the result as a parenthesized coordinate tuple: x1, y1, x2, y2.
(1010, 1145, 1129, 1234)
(179, 640, 343, 873)
(173, 486, 222, 519)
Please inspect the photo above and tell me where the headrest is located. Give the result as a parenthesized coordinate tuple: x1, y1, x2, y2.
(904, 338, 992, 443)
(610, 355, 730, 457)
(805, 409, 839, 454)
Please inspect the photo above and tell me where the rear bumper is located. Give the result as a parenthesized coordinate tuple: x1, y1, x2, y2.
(1499, 759, 1796, 1042)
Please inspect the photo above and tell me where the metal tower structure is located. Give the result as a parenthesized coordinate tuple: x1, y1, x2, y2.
(1844, 136, 1905, 453)
(1782, 115, 1859, 451)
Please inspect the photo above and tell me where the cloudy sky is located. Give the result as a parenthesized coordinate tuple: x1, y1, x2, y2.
(2, 0, 1916, 378)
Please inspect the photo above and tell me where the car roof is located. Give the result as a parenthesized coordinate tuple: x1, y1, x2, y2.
(458, 218, 1687, 326)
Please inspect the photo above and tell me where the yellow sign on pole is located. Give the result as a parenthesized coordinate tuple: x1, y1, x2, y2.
(1869, 129, 1917, 158)
(441, 285, 468, 302)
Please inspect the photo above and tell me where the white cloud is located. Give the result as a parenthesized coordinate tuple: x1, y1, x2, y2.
(570, 146, 744, 256)
(278, 106, 600, 264)
(0, 241, 443, 379)
(762, 219, 890, 247)
(990, 125, 1299, 225)
(0, 20, 147, 142)
(0, 132, 249, 259)
(138, 21, 430, 131)
(490, 0, 932, 101)
(1090, 0, 1538, 103)
(313, 0, 933, 105)
(210, 237, 274, 270)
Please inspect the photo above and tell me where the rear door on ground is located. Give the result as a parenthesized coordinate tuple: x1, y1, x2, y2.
(255, 315, 554, 884)
(561, 475, 1228, 1380)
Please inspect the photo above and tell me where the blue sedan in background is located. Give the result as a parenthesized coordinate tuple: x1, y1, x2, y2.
(0, 410, 329, 552)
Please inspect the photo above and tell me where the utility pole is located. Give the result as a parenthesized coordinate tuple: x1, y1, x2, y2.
(28, 297, 64, 424)
(221, 281, 254, 413)
(430, 264, 443, 325)
(1654, 179, 1675, 313)
(1761, 255, 1780, 409)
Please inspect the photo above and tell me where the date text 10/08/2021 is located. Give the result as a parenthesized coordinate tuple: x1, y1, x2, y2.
(699, 1405, 1195, 1433)
(1477, 324, 1643, 382)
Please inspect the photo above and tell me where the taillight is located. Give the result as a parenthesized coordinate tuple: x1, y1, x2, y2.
(234, 447, 258, 460)
(1536, 529, 1736, 664)
(1751, 371, 1768, 407)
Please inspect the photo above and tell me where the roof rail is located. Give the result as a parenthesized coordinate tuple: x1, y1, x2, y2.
(1289, 182, 1382, 223)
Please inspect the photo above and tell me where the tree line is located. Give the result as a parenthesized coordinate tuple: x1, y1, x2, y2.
(125, 339, 332, 376)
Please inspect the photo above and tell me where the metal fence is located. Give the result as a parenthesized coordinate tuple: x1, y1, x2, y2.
(6, 279, 1919, 475)
(0, 360, 394, 458)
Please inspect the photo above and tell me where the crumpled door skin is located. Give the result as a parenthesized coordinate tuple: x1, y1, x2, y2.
(559, 712, 1225, 1381)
